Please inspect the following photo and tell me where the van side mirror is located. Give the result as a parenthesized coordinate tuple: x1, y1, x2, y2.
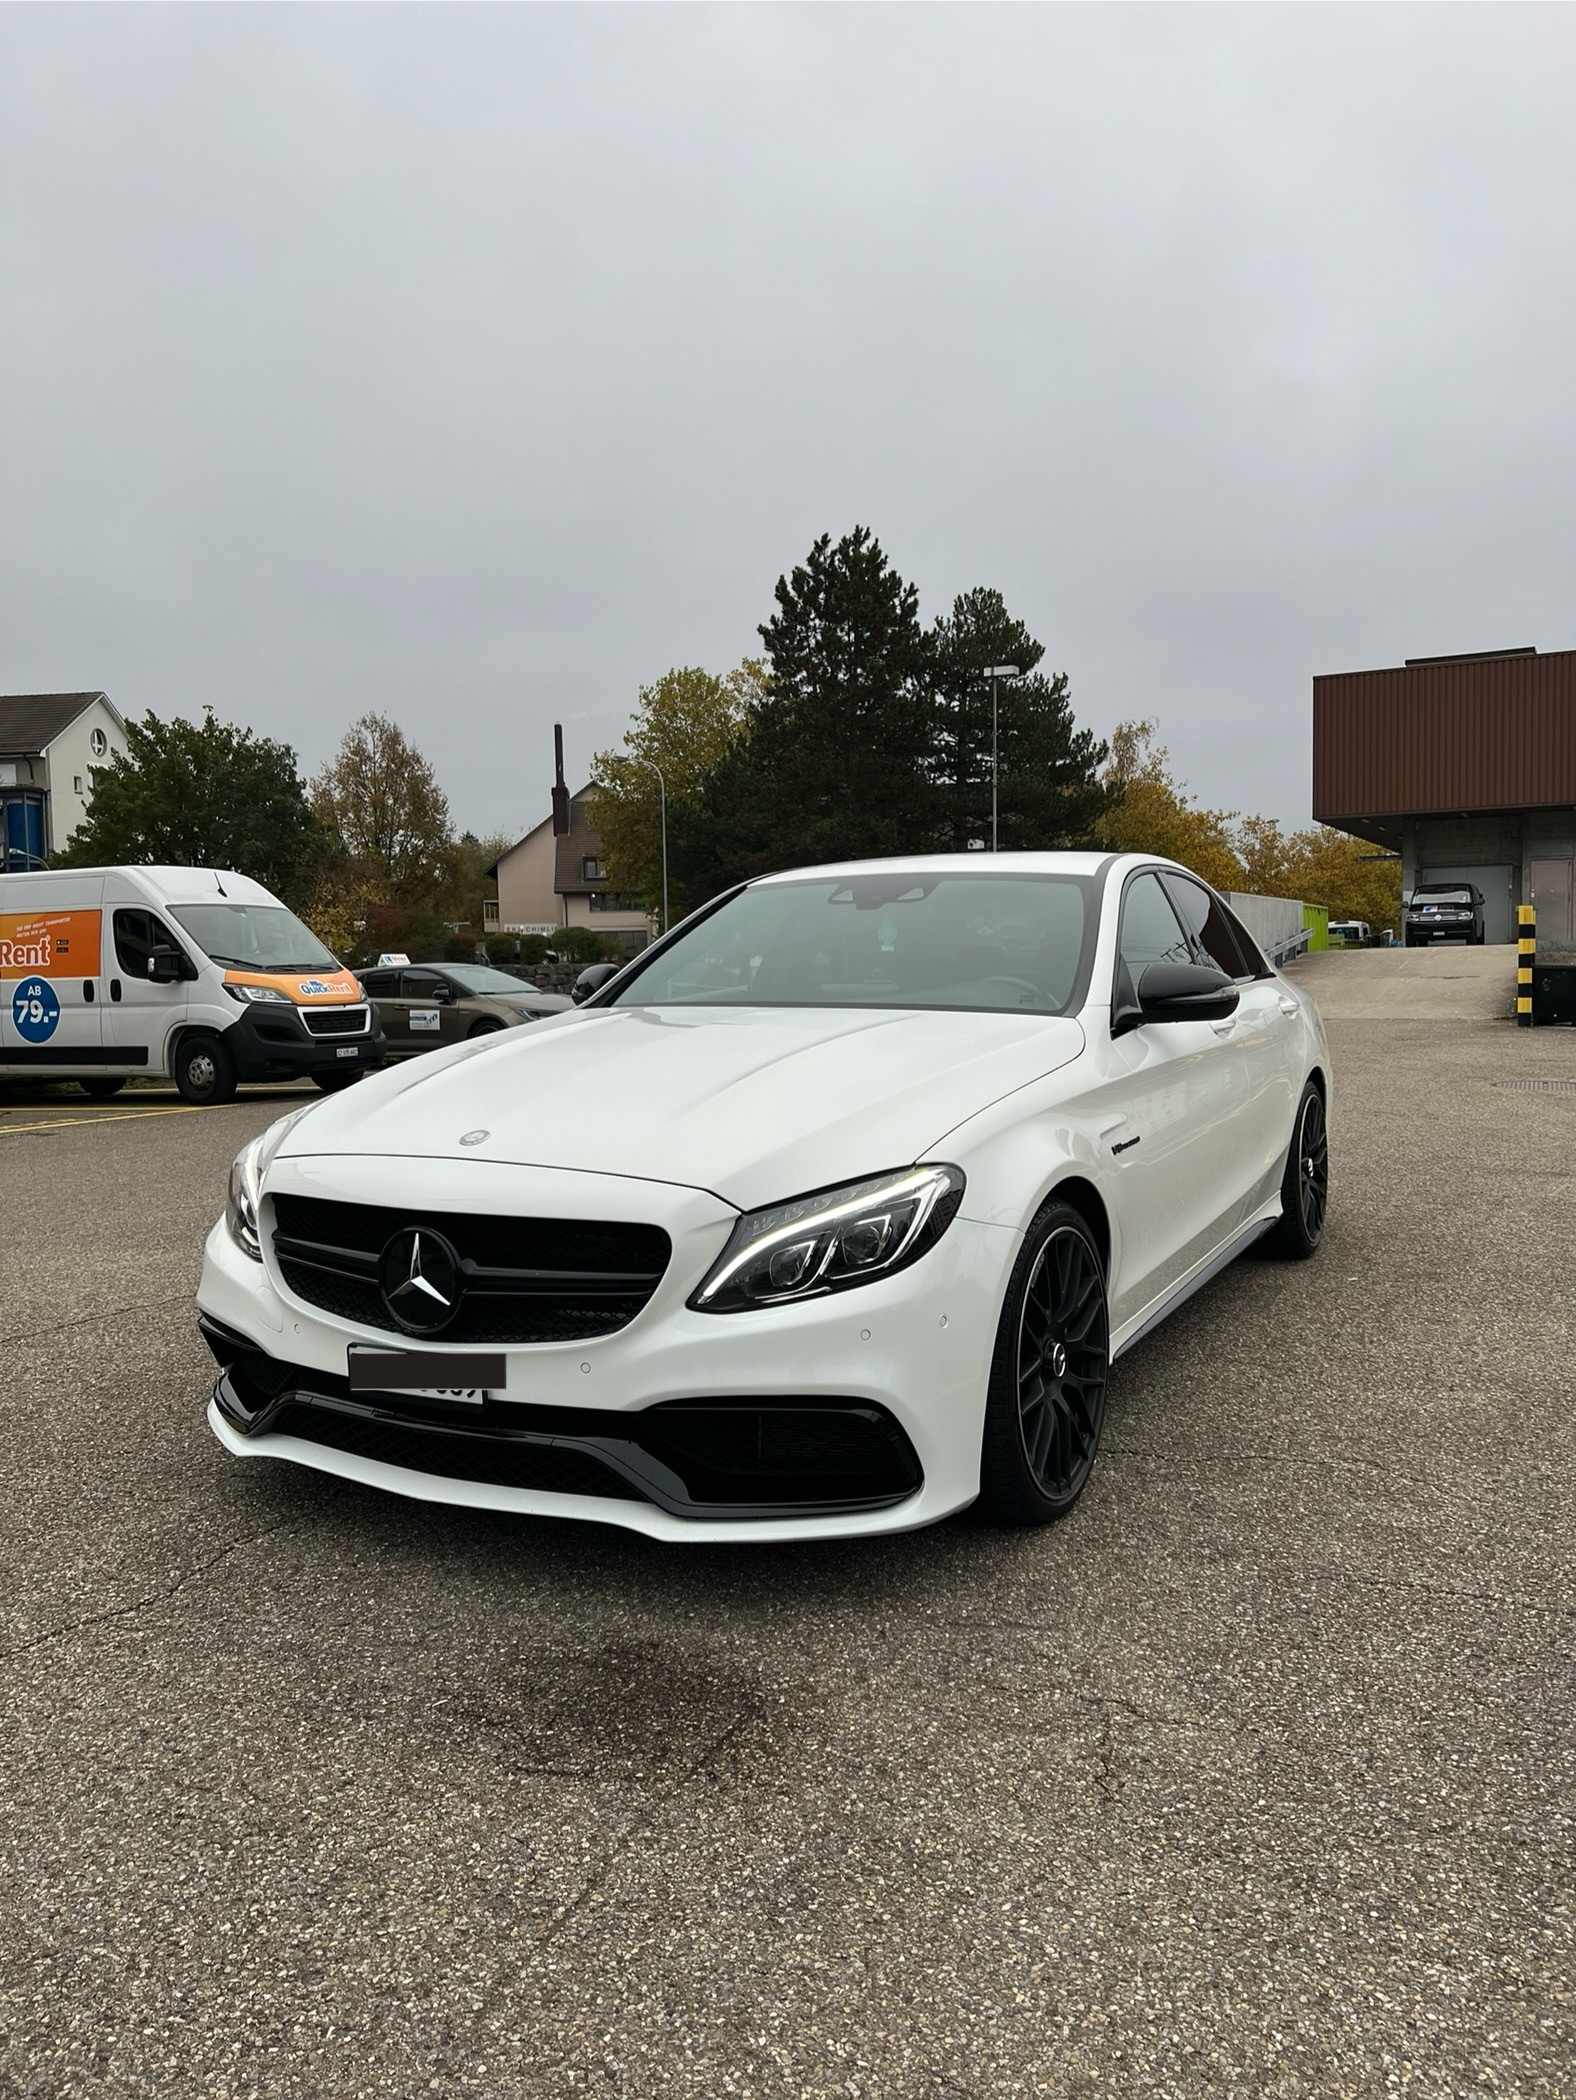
(147, 946, 192, 985)
(1136, 961, 1239, 1023)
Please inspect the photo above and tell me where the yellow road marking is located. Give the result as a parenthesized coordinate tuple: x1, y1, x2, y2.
(0, 1104, 210, 1136)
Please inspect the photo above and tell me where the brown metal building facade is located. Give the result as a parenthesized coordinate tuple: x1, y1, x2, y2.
(1313, 646, 1576, 945)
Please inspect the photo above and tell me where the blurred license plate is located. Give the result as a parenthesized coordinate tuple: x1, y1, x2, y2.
(336, 1045, 358, 1058)
(348, 1348, 507, 1403)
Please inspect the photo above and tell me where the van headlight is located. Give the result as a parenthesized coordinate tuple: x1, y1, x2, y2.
(690, 1164, 964, 1314)
(225, 983, 290, 1004)
(225, 1106, 314, 1261)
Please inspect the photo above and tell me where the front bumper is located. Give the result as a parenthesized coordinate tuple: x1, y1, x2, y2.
(223, 1005, 387, 1083)
(196, 1164, 1012, 1543)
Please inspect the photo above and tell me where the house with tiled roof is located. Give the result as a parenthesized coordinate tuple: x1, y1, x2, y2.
(485, 725, 651, 951)
(0, 691, 127, 870)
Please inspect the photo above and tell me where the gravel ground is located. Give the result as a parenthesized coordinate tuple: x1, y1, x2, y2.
(0, 1007, 1572, 2099)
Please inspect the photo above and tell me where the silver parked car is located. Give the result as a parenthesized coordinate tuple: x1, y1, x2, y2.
(355, 964, 572, 1058)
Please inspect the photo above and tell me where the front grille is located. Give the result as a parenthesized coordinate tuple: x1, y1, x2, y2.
(302, 1004, 371, 1038)
(270, 1400, 644, 1501)
(269, 1194, 671, 1345)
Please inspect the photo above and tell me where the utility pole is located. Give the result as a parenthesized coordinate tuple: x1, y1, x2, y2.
(635, 756, 669, 935)
(983, 666, 1021, 852)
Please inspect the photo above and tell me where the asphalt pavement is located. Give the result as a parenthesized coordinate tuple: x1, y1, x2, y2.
(1, 984, 1572, 2099)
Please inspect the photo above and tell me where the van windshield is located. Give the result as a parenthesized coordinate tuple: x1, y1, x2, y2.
(172, 903, 341, 973)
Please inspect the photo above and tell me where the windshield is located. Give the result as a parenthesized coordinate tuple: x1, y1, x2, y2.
(1412, 888, 1473, 906)
(608, 872, 1094, 1014)
(443, 966, 538, 995)
(172, 903, 342, 973)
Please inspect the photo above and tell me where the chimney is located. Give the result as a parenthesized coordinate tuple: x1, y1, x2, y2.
(551, 722, 570, 836)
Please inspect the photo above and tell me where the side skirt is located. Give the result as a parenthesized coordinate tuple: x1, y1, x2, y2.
(1110, 1204, 1281, 1361)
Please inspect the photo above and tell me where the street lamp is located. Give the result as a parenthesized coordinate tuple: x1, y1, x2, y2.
(983, 665, 1021, 852)
(633, 756, 669, 936)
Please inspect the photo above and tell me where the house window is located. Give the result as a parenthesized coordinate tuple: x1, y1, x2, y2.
(2, 792, 49, 872)
(74, 775, 85, 794)
(90, 727, 108, 757)
(483, 898, 500, 927)
(590, 890, 637, 913)
(582, 856, 604, 881)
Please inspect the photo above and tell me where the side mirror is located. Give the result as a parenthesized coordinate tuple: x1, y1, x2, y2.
(147, 946, 188, 985)
(572, 963, 620, 1005)
(1136, 961, 1239, 1024)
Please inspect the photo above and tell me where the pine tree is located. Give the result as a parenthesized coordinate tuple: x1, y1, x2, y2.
(750, 526, 938, 867)
(930, 587, 1110, 851)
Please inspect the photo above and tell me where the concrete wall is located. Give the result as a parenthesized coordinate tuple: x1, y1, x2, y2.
(1228, 892, 1308, 964)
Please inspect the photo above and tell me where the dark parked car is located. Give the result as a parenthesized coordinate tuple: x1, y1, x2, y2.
(355, 964, 572, 1058)
(1403, 883, 1485, 946)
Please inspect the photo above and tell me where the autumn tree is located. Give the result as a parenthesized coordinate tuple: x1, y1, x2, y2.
(592, 663, 759, 909)
(311, 713, 453, 902)
(1095, 721, 1243, 891)
(1238, 817, 1400, 934)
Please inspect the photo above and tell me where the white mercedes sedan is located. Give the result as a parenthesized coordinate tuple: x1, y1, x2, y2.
(198, 853, 1330, 1542)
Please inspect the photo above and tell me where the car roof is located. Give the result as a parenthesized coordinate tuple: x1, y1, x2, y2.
(749, 850, 1126, 888)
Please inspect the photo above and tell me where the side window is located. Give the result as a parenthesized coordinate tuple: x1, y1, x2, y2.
(114, 908, 180, 978)
(402, 971, 447, 1001)
(1164, 875, 1252, 979)
(361, 971, 398, 997)
(1117, 873, 1193, 986)
(1218, 900, 1268, 979)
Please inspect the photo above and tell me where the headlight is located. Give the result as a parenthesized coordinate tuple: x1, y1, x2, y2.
(690, 1164, 965, 1314)
(225, 1106, 315, 1260)
(225, 983, 290, 1004)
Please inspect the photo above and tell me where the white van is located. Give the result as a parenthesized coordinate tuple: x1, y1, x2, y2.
(0, 866, 385, 1103)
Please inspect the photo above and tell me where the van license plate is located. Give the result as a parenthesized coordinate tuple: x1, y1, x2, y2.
(348, 1348, 507, 1399)
(336, 1045, 358, 1058)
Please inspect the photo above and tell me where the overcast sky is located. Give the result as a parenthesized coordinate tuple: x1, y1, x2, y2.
(4, 4, 1574, 841)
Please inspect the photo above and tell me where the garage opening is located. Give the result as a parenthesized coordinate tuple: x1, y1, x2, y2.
(1418, 864, 1515, 944)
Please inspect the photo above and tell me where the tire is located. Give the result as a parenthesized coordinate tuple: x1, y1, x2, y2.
(978, 1200, 1109, 1526)
(467, 1017, 506, 1040)
(172, 1033, 238, 1106)
(1265, 1081, 1329, 1260)
(311, 1069, 363, 1093)
(79, 1077, 127, 1099)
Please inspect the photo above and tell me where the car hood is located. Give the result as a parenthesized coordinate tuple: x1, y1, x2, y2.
(280, 1003, 1085, 1211)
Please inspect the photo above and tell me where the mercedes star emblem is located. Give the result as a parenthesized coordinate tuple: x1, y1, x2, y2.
(459, 1129, 490, 1147)
(378, 1227, 464, 1335)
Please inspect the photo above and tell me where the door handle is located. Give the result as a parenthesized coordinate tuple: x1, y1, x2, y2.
(1277, 996, 1300, 1018)
(1210, 1017, 1236, 1035)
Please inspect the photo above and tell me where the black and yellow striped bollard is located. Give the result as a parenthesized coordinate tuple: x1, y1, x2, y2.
(1517, 902, 1535, 1026)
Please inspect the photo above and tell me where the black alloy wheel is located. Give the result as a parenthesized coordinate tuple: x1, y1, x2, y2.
(1267, 1081, 1328, 1260)
(467, 1017, 507, 1040)
(979, 1200, 1109, 1525)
